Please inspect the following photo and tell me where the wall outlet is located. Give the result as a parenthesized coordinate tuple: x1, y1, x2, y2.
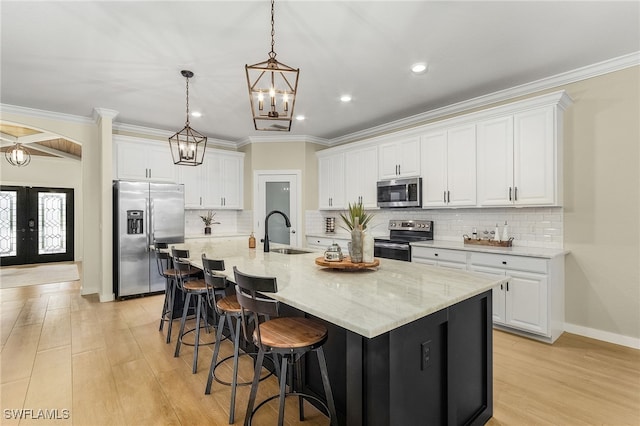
(421, 340, 431, 370)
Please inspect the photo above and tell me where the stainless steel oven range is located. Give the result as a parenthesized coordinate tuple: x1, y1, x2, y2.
(374, 219, 433, 262)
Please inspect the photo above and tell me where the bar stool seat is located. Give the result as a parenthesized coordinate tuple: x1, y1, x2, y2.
(234, 266, 337, 426)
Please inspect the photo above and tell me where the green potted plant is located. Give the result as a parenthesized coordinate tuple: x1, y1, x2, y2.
(199, 210, 220, 235)
(339, 201, 374, 231)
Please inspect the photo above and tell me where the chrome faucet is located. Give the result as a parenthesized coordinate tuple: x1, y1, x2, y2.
(262, 210, 291, 252)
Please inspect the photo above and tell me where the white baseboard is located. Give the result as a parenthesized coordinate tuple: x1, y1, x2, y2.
(564, 323, 640, 350)
(99, 292, 115, 303)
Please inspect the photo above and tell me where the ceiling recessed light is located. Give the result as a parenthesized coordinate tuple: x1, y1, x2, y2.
(191, 111, 202, 118)
(340, 95, 352, 103)
(411, 63, 428, 74)
(295, 115, 305, 121)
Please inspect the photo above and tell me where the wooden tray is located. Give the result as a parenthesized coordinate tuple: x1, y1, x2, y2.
(463, 237, 513, 247)
(315, 256, 380, 270)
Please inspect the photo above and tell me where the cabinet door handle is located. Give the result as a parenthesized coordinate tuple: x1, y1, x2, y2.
(398, 164, 401, 175)
(509, 187, 512, 201)
(444, 191, 447, 203)
(434, 253, 439, 257)
(506, 282, 510, 291)
(447, 191, 450, 203)
(514, 187, 518, 201)
(199, 196, 202, 206)
(500, 284, 503, 290)
(502, 261, 507, 265)
(149, 169, 151, 178)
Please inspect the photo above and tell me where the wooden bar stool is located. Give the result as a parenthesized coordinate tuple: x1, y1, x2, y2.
(203, 258, 276, 424)
(155, 242, 180, 343)
(233, 266, 338, 426)
(172, 249, 214, 374)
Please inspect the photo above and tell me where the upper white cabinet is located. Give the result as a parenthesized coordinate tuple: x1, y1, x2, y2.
(477, 106, 558, 206)
(318, 152, 345, 210)
(177, 149, 244, 210)
(421, 124, 476, 208)
(344, 145, 378, 208)
(378, 136, 421, 179)
(114, 137, 176, 182)
(209, 152, 243, 209)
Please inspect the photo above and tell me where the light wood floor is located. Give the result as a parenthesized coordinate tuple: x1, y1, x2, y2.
(0, 278, 638, 425)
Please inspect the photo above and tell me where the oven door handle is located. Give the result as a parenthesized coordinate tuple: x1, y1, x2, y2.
(374, 242, 410, 250)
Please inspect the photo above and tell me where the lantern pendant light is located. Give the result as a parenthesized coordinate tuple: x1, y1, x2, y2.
(169, 70, 207, 166)
(245, 0, 300, 131)
(5, 142, 31, 167)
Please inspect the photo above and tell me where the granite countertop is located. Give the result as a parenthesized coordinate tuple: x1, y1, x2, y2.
(171, 238, 506, 339)
(411, 240, 569, 259)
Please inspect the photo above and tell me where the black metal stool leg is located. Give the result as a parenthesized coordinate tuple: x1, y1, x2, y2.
(277, 356, 288, 426)
(317, 347, 338, 426)
(296, 356, 305, 421)
(192, 294, 203, 373)
(165, 280, 176, 344)
(205, 312, 226, 394)
(245, 348, 265, 426)
(175, 292, 191, 357)
(229, 315, 242, 424)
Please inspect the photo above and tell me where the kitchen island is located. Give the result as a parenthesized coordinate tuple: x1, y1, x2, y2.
(174, 237, 507, 426)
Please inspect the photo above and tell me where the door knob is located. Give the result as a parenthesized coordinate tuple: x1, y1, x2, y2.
(291, 229, 296, 234)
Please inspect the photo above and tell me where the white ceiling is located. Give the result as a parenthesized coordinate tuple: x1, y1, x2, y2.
(1, 1, 638, 143)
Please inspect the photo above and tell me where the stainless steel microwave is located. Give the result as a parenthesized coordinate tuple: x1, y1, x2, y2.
(377, 177, 422, 208)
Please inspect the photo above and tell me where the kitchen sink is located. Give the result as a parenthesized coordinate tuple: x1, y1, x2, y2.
(270, 248, 312, 255)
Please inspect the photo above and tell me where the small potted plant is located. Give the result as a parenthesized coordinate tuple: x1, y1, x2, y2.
(340, 201, 374, 263)
(200, 210, 220, 235)
(339, 201, 374, 231)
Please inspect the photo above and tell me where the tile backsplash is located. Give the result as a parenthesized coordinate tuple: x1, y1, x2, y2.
(186, 207, 563, 249)
(306, 207, 563, 249)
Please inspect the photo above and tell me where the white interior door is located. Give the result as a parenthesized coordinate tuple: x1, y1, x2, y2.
(254, 171, 301, 248)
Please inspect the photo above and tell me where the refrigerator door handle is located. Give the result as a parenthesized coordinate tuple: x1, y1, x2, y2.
(148, 197, 154, 250)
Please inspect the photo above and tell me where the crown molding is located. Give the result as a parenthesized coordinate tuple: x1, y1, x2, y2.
(237, 134, 331, 148)
(112, 122, 237, 148)
(328, 51, 640, 145)
(93, 108, 119, 121)
(0, 104, 96, 125)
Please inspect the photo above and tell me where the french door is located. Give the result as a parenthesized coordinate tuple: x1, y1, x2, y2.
(0, 186, 74, 266)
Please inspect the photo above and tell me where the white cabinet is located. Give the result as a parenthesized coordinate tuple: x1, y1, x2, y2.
(378, 136, 421, 179)
(477, 106, 557, 206)
(411, 246, 564, 343)
(115, 138, 176, 182)
(468, 252, 563, 342)
(344, 145, 378, 208)
(208, 152, 243, 209)
(318, 153, 345, 210)
(306, 235, 350, 253)
(178, 149, 244, 210)
(421, 124, 476, 208)
(411, 246, 468, 270)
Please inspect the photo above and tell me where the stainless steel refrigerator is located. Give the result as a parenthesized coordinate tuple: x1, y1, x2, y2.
(113, 181, 185, 299)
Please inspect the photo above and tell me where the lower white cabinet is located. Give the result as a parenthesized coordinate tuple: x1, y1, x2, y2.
(306, 236, 349, 254)
(411, 246, 565, 343)
(411, 247, 467, 270)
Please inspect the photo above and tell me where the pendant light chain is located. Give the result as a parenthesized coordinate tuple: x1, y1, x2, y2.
(185, 75, 190, 126)
(269, 0, 276, 59)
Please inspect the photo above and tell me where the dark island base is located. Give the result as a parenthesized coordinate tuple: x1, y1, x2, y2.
(281, 290, 493, 426)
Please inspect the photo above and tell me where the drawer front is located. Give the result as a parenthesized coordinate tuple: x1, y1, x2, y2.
(469, 252, 547, 274)
(306, 236, 349, 252)
(412, 247, 467, 264)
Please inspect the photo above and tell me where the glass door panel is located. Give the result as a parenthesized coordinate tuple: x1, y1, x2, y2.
(265, 181, 291, 245)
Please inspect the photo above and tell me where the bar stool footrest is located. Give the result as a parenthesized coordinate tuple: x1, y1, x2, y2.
(212, 352, 275, 387)
(248, 392, 331, 426)
(178, 327, 216, 347)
